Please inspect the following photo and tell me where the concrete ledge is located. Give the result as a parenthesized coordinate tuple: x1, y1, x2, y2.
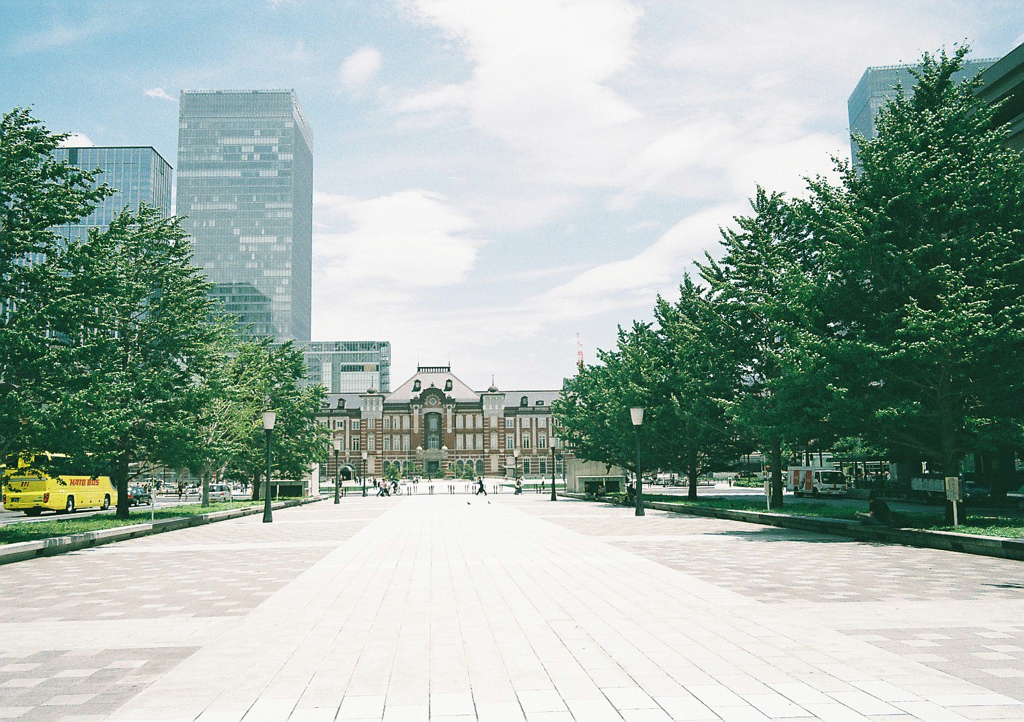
(0, 497, 323, 567)
(558, 492, 1024, 562)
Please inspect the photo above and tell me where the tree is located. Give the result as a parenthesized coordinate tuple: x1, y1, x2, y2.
(171, 326, 253, 507)
(50, 204, 220, 518)
(0, 108, 110, 460)
(221, 339, 327, 499)
(698, 188, 839, 507)
(553, 345, 649, 479)
(808, 47, 1024, 492)
(650, 278, 744, 498)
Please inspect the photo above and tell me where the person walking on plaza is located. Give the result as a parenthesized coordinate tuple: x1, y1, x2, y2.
(476, 476, 488, 496)
(514, 478, 523, 495)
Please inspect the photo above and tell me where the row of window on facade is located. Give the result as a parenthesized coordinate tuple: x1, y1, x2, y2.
(324, 414, 552, 431)
(328, 433, 560, 453)
(367, 458, 562, 476)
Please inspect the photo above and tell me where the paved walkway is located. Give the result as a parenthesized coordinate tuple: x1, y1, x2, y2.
(0, 495, 1022, 721)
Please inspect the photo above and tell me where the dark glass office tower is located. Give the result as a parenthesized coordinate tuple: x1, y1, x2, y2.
(52, 145, 172, 243)
(177, 90, 313, 343)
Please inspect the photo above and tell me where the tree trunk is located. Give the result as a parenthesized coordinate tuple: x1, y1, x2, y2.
(770, 439, 784, 508)
(201, 467, 210, 507)
(687, 451, 698, 500)
(114, 449, 131, 519)
(251, 471, 261, 501)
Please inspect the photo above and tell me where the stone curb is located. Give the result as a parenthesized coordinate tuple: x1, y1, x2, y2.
(0, 497, 324, 567)
(559, 492, 1024, 562)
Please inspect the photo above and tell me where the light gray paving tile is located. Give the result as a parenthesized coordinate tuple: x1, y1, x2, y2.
(517, 690, 567, 713)
(685, 686, 745, 708)
(827, 691, 901, 716)
(849, 681, 919, 703)
(741, 692, 811, 718)
(929, 694, 1021, 707)
(713, 706, 771, 722)
(651, 695, 717, 721)
(893, 701, 970, 721)
(603, 687, 658, 710)
(620, 709, 674, 722)
(475, 701, 526, 722)
(431, 693, 475, 717)
(564, 697, 623, 722)
(800, 703, 874, 721)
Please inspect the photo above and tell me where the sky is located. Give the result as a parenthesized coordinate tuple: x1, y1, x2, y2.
(1, 0, 1022, 391)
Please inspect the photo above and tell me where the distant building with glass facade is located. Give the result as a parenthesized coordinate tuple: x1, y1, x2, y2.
(302, 341, 392, 394)
(177, 90, 313, 343)
(209, 282, 275, 338)
(51, 146, 172, 243)
(847, 59, 995, 165)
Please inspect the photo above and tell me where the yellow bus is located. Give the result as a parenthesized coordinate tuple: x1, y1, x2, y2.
(2, 453, 117, 516)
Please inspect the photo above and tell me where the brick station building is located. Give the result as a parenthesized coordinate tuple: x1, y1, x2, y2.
(318, 365, 564, 481)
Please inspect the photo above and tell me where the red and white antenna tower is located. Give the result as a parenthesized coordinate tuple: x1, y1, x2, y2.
(576, 333, 584, 370)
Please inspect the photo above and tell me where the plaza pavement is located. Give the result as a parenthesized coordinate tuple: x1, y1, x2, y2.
(0, 494, 1022, 722)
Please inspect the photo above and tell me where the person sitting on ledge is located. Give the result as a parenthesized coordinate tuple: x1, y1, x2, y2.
(856, 491, 892, 527)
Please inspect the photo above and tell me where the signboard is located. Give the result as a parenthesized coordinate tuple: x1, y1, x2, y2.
(945, 476, 962, 528)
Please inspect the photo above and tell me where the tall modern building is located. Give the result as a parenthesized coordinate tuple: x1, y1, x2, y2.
(302, 341, 392, 393)
(847, 59, 995, 165)
(177, 90, 313, 343)
(52, 146, 173, 243)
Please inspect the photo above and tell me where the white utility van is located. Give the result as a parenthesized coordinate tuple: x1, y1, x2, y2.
(786, 467, 847, 497)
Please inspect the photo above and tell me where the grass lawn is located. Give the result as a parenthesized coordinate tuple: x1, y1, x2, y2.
(632, 494, 1024, 539)
(0, 500, 261, 545)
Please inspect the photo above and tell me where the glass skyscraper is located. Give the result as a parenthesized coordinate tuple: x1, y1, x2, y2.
(177, 90, 313, 343)
(848, 60, 995, 166)
(52, 146, 173, 243)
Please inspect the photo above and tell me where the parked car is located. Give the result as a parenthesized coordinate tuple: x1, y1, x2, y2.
(128, 486, 152, 506)
(208, 483, 232, 503)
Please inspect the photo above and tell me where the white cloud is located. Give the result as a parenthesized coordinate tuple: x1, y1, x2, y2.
(313, 189, 484, 288)
(397, 0, 645, 184)
(531, 204, 739, 321)
(339, 47, 383, 91)
(144, 87, 174, 101)
(59, 133, 95, 147)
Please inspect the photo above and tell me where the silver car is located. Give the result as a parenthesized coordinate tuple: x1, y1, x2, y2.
(208, 483, 233, 503)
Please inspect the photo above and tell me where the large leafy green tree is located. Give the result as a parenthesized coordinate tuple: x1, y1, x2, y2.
(553, 339, 651, 479)
(221, 340, 327, 499)
(650, 278, 744, 498)
(50, 204, 220, 518)
(808, 47, 1024, 489)
(698, 188, 838, 506)
(0, 108, 110, 460)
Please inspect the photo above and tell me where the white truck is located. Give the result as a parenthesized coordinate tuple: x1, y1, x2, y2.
(786, 467, 848, 497)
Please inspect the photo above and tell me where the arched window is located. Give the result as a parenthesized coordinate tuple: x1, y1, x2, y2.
(520, 395, 528, 406)
(444, 379, 453, 392)
(476, 459, 485, 475)
(413, 379, 421, 392)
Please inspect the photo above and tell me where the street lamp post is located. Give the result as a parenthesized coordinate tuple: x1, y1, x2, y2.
(333, 438, 341, 504)
(361, 450, 368, 497)
(262, 411, 276, 523)
(550, 443, 557, 501)
(513, 448, 520, 484)
(630, 407, 644, 517)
